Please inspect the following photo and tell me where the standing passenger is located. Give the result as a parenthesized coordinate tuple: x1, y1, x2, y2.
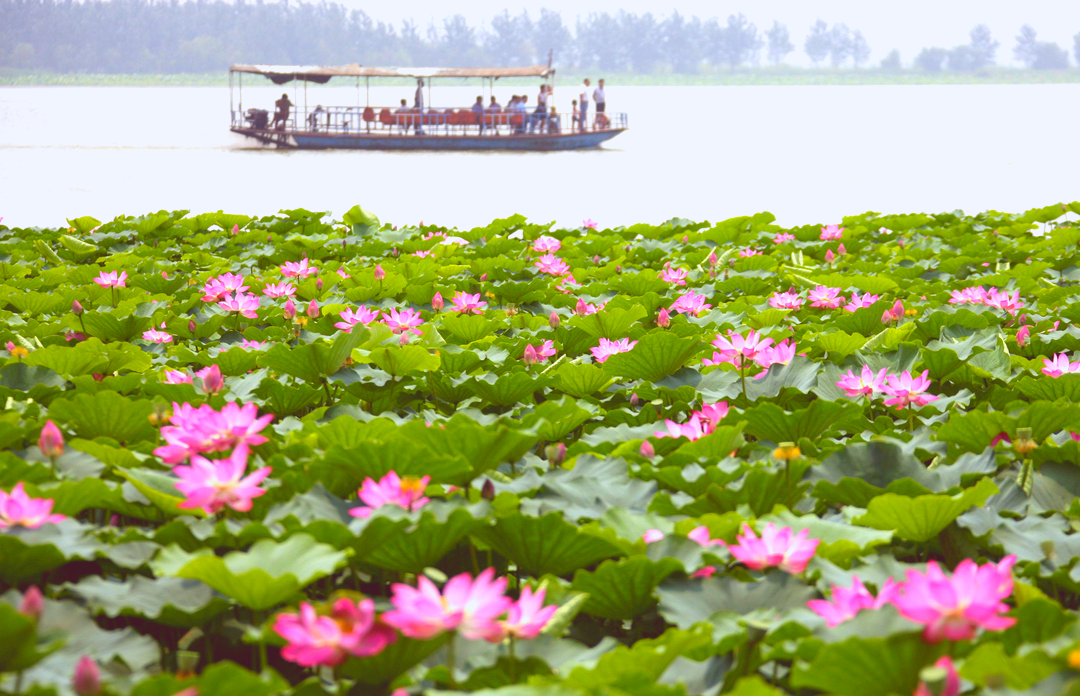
(414, 78, 425, 135)
(578, 78, 591, 132)
(272, 93, 292, 129)
(472, 95, 485, 134)
(593, 79, 606, 118)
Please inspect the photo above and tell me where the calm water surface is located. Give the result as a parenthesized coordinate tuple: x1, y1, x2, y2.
(0, 84, 1077, 229)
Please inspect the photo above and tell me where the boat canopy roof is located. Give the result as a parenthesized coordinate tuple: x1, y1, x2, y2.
(230, 64, 554, 84)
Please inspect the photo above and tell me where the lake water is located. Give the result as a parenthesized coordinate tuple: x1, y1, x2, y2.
(0, 84, 1077, 229)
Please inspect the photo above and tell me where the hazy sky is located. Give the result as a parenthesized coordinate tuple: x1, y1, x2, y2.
(349, 0, 1080, 67)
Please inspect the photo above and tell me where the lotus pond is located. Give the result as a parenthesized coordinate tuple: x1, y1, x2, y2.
(4, 204, 1080, 696)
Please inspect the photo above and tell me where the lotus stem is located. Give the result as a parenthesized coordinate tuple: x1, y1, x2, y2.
(446, 633, 458, 689)
(508, 635, 518, 683)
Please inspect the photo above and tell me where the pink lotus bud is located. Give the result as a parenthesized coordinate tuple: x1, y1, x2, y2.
(196, 365, 224, 395)
(640, 441, 655, 459)
(882, 299, 905, 324)
(615, 265, 623, 274)
(306, 300, 319, 319)
(374, 265, 386, 280)
(188, 320, 197, 335)
(480, 273, 488, 282)
(837, 243, 847, 255)
(523, 344, 539, 366)
(1016, 325, 1030, 347)
(267, 234, 272, 242)
(161, 270, 169, 278)
(1018, 314, 1028, 325)
(315, 277, 323, 291)
(897, 238, 905, 248)
(480, 479, 495, 500)
(630, 393, 640, 408)
(231, 224, 240, 235)
(707, 252, 719, 267)
(642, 529, 663, 544)
(39, 420, 65, 458)
(574, 299, 588, 316)
(656, 308, 671, 328)
(109, 514, 119, 526)
(391, 247, 400, 257)
(19, 586, 44, 620)
(72, 300, 84, 316)
(73, 656, 102, 696)
(593, 255, 601, 264)
(682, 235, 689, 244)
(432, 292, 444, 311)
(825, 250, 835, 263)
(283, 299, 296, 320)
(549, 311, 560, 328)
(398, 332, 410, 346)
(545, 442, 567, 466)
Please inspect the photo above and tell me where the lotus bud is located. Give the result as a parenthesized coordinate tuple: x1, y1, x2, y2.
(197, 365, 224, 395)
(897, 238, 905, 248)
(391, 247, 400, 258)
(72, 300, 84, 316)
(306, 299, 319, 319)
(549, 311, 560, 328)
(267, 234, 272, 242)
(480, 479, 495, 501)
(109, 514, 119, 526)
(432, 292, 444, 311)
(615, 265, 622, 274)
(825, 249, 835, 264)
(188, 320, 197, 335)
(231, 224, 240, 235)
(545, 442, 567, 467)
(1016, 325, 1030, 347)
(630, 393, 640, 408)
(593, 255, 601, 265)
(39, 420, 65, 458)
(374, 265, 386, 280)
(315, 277, 323, 291)
(574, 298, 588, 316)
(342, 239, 347, 247)
(73, 656, 102, 696)
(283, 299, 297, 320)
(837, 243, 847, 255)
(682, 235, 689, 244)
(523, 344, 539, 366)
(161, 270, 168, 278)
(656, 308, 671, 328)
(480, 273, 488, 282)
(398, 332, 410, 346)
(640, 440, 655, 459)
(18, 586, 44, 621)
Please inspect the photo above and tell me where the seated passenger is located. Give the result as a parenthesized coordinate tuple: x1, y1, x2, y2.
(487, 96, 501, 112)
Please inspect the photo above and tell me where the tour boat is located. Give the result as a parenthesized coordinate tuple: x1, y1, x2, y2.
(228, 63, 627, 151)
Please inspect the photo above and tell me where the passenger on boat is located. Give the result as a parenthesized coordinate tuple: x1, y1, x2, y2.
(414, 79, 425, 135)
(487, 96, 501, 113)
(571, 100, 580, 130)
(579, 78, 591, 132)
(395, 99, 411, 135)
(308, 105, 326, 132)
(472, 96, 485, 134)
(593, 79, 606, 116)
(513, 96, 528, 134)
(547, 106, 560, 134)
(272, 93, 292, 130)
(529, 85, 547, 132)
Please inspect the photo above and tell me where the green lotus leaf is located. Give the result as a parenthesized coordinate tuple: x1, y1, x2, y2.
(562, 627, 713, 692)
(342, 204, 380, 233)
(257, 329, 367, 383)
(553, 362, 612, 397)
(741, 399, 864, 443)
(571, 556, 682, 620)
(338, 633, 449, 687)
(790, 632, 939, 696)
(150, 534, 348, 610)
(855, 477, 999, 542)
(658, 574, 815, 629)
(473, 512, 625, 577)
(313, 439, 472, 494)
(367, 344, 441, 376)
(25, 338, 151, 377)
(440, 313, 495, 344)
(0, 603, 61, 673)
(603, 331, 704, 382)
(469, 371, 550, 407)
(82, 308, 154, 343)
(569, 305, 648, 339)
(936, 408, 1016, 455)
(64, 576, 230, 627)
(0, 520, 99, 583)
(517, 396, 596, 442)
(808, 442, 937, 507)
(46, 390, 156, 443)
(116, 468, 204, 518)
(255, 378, 324, 415)
(759, 510, 893, 567)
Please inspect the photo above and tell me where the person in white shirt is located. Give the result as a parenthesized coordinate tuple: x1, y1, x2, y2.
(578, 78, 590, 132)
(593, 79, 606, 115)
(413, 79, 425, 134)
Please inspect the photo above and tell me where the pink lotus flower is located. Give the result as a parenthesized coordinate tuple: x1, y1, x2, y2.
(769, 291, 803, 310)
(820, 224, 844, 240)
(382, 307, 423, 336)
(413, 250, 433, 258)
(335, 306, 380, 333)
(195, 365, 224, 395)
(274, 598, 396, 667)
(557, 275, 580, 293)
(573, 298, 602, 315)
(1016, 325, 1030, 347)
(687, 526, 726, 548)
(93, 270, 127, 288)
(660, 267, 689, 285)
(881, 299, 905, 324)
(239, 339, 269, 350)
(535, 254, 570, 276)
(836, 365, 888, 398)
(532, 236, 562, 253)
(281, 259, 317, 278)
(439, 236, 469, 246)
(39, 421, 65, 458)
(729, 523, 819, 574)
(583, 219, 597, 229)
(843, 292, 881, 312)
(985, 288, 1023, 315)
(892, 557, 1017, 642)
(949, 286, 988, 306)
(218, 292, 260, 319)
(773, 232, 795, 244)
(695, 401, 729, 428)
(349, 472, 431, 518)
(382, 568, 512, 641)
(336, 267, 351, 279)
(500, 586, 557, 640)
(64, 331, 86, 342)
(670, 290, 712, 315)
(1041, 353, 1080, 377)
(655, 413, 711, 441)
(739, 248, 761, 258)
(881, 370, 939, 409)
(154, 402, 274, 463)
(590, 337, 637, 363)
(753, 339, 797, 375)
(201, 273, 249, 301)
(807, 576, 898, 627)
(451, 291, 488, 315)
(173, 443, 270, 515)
(142, 327, 173, 344)
(709, 330, 774, 368)
(0, 482, 66, 530)
(914, 657, 961, 696)
(523, 340, 556, 365)
(642, 529, 665, 544)
(262, 282, 296, 298)
(163, 370, 193, 385)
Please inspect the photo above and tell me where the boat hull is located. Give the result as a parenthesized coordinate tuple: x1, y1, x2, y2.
(231, 127, 624, 151)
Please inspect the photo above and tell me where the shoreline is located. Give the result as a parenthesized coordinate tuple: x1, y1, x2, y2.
(2, 68, 1079, 87)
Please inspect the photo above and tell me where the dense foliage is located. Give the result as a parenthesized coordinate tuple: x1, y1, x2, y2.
(4, 204, 1080, 695)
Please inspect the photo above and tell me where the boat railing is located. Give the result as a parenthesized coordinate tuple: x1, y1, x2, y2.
(232, 106, 627, 137)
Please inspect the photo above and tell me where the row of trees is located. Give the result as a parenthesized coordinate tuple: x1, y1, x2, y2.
(2, 0, 1079, 74)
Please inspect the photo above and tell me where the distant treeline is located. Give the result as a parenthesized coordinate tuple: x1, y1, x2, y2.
(2, 0, 1079, 74)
